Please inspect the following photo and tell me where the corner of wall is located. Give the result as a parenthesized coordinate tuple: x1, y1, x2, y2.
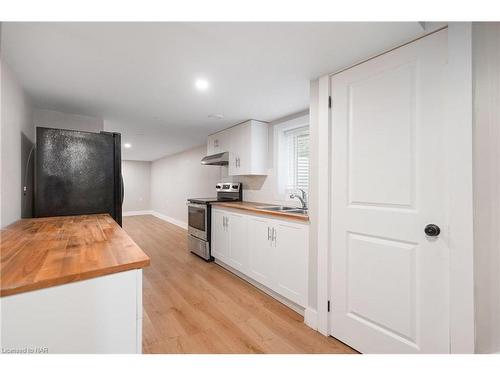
(1, 60, 35, 227)
(304, 308, 318, 331)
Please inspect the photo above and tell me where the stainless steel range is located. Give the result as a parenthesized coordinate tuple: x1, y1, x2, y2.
(187, 182, 242, 261)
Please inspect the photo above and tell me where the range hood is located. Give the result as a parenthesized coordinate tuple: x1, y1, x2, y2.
(201, 152, 229, 166)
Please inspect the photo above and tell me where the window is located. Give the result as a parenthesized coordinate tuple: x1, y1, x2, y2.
(285, 126, 309, 191)
(274, 115, 310, 200)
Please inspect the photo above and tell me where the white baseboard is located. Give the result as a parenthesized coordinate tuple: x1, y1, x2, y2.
(304, 308, 318, 330)
(123, 210, 188, 230)
(150, 211, 188, 230)
(123, 210, 153, 217)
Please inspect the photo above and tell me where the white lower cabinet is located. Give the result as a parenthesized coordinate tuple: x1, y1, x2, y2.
(212, 208, 308, 307)
(272, 220, 308, 307)
(212, 209, 248, 273)
(211, 209, 229, 262)
(247, 216, 274, 288)
(227, 212, 248, 272)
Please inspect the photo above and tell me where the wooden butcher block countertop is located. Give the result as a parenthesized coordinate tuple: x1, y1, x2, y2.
(211, 201, 309, 222)
(0, 214, 150, 297)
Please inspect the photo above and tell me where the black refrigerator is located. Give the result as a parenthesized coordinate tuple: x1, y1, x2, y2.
(34, 127, 123, 226)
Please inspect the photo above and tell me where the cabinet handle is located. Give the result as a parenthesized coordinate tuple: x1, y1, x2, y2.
(272, 227, 277, 246)
(223, 216, 226, 229)
(267, 226, 271, 241)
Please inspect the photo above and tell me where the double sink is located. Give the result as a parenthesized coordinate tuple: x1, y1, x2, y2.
(256, 205, 308, 215)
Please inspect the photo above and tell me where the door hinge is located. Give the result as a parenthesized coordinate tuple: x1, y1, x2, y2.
(328, 96, 331, 108)
(327, 300, 331, 312)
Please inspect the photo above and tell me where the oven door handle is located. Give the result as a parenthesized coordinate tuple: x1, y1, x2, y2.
(187, 202, 207, 209)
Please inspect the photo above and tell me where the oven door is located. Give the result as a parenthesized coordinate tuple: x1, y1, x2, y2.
(187, 202, 208, 241)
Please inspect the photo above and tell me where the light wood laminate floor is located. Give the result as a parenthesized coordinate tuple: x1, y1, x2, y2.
(123, 215, 356, 354)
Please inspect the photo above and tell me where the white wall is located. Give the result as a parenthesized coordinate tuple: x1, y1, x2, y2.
(122, 160, 151, 213)
(0, 60, 34, 228)
(472, 22, 500, 354)
(33, 108, 103, 133)
(150, 145, 222, 227)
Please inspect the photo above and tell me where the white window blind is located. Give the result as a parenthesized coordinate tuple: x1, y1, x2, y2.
(285, 126, 309, 191)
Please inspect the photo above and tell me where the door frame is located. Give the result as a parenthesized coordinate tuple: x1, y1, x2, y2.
(314, 23, 475, 353)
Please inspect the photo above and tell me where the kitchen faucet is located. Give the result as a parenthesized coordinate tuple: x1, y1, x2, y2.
(290, 189, 308, 210)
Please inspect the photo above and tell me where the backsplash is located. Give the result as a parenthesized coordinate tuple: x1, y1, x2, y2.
(220, 167, 300, 206)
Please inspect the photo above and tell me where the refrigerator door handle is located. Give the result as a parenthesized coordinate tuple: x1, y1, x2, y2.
(121, 174, 124, 205)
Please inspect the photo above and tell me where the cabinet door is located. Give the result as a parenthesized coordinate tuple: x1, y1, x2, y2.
(234, 123, 251, 174)
(228, 125, 242, 175)
(247, 216, 274, 288)
(227, 212, 248, 273)
(211, 209, 229, 262)
(217, 129, 230, 153)
(227, 120, 267, 176)
(273, 220, 308, 306)
(207, 131, 229, 155)
(207, 134, 217, 155)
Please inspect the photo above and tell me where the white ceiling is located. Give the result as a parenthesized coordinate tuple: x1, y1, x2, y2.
(1, 22, 425, 161)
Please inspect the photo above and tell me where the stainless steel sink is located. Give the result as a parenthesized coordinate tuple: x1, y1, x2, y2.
(285, 209, 308, 215)
(257, 206, 308, 215)
(257, 205, 297, 211)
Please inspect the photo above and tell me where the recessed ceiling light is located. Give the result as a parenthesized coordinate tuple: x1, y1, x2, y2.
(208, 114, 224, 120)
(195, 79, 209, 91)
(124, 143, 132, 148)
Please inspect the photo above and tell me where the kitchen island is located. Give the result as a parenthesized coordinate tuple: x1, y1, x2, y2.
(0, 214, 150, 354)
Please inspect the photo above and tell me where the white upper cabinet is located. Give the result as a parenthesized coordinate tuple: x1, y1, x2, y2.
(207, 120, 268, 176)
(207, 130, 230, 156)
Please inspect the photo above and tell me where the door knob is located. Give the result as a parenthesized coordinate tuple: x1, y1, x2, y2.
(424, 224, 440, 237)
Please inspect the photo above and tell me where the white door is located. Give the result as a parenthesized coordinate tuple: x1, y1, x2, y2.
(273, 220, 308, 307)
(330, 30, 449, 353)
(247, 216, 273, 288)
(211, 209, 229, 262)
(227, 212, 248, 272)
